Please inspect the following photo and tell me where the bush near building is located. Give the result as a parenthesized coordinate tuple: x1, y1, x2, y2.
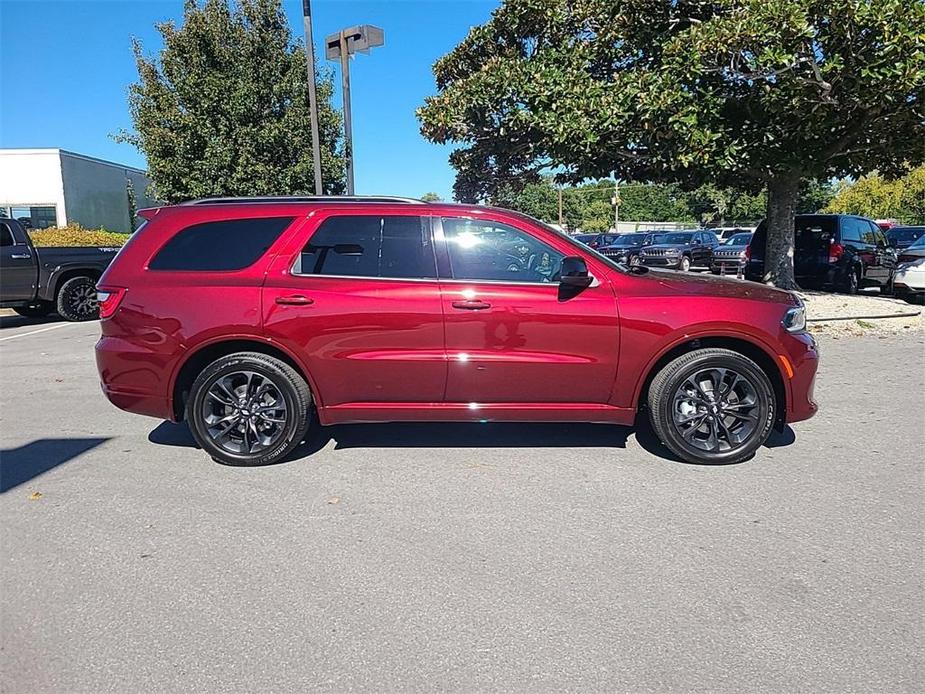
(28, 224, 130, 247)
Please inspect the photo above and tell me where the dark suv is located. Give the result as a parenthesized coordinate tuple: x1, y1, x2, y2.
(745, 215, 896, 293)
(96, 196, 818, 467)
(638, 230, 720, 271)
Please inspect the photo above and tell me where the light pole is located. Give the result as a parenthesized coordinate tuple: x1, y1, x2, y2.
(301, 0, 323, 195)
(326, 25, 385, 196)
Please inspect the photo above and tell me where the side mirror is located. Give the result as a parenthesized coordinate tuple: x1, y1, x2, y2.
(560, 255, 593, 288)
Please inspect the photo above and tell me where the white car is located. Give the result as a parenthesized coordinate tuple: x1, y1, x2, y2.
(894, 235, 925, 304)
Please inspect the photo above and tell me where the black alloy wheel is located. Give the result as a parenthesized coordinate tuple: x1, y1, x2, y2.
(187, 352, 313, 466)
(56, 276, 99, 321)
(648, 348, 775, 465)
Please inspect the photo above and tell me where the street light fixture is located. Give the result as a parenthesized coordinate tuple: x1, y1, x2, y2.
(325, 25, 385, 195)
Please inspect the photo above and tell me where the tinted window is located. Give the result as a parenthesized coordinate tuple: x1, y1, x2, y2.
(611, 233, 650, 247)
(442, 218, 564, 283)
(653, 232, 696, 245)
(886, 227, 925, 247)
(795, 218, 837, 251)
(298, 215, 435, 279)
(0, 223, 13, 247)
(704, 232, 720, 245)
(149, 217, 293, 271)
(840, 218, 864, 244)
(726, 233, 753, 245)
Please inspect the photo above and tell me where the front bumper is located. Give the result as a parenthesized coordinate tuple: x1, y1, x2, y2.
(782, 331, 819, 424)
(640, 255, 680, 268)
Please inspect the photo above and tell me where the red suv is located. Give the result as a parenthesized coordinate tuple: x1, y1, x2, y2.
(95, 196, 818, 466)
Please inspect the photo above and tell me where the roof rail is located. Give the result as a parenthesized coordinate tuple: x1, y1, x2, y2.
(181, 195, 426, 206)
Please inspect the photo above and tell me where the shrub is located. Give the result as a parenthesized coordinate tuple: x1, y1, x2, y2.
(28, 224, 130, 248)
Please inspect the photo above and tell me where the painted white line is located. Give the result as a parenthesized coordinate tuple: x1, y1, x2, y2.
(0, 323, 74, 342)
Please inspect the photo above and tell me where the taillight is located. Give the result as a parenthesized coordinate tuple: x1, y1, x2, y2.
(828, 241, 844, 264)
(96, 287, 126, 319)
(744, 244, 751, 261)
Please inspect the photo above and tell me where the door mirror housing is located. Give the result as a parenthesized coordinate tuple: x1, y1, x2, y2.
(559, 255, 593, 287)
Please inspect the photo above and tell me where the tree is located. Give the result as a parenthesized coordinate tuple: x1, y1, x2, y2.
(421, 192, 444, 202)
(119, 0, 345, 203)
(825, 165, 925, 222)
(419, 0, 925, 288)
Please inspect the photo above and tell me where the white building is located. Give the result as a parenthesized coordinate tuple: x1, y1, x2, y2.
(0, 148, 158, 233)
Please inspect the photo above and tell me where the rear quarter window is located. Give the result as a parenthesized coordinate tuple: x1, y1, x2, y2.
(148, 217, 294, 271)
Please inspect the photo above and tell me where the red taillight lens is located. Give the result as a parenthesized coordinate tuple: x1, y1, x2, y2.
(828, 242, 844, 264)
(97, 287, 126, 319)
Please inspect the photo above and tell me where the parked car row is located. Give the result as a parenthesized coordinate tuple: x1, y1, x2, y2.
(594, 229, 753, 275)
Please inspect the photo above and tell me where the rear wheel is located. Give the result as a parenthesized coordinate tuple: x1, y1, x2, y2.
(13, 301, 54, 318)
(647, 348, 775, 465)
(56, 276, 99, 321)
(186, 352, 313, 466)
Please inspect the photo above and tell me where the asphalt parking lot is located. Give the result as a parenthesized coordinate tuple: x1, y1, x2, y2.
(1, 314, 923, 693)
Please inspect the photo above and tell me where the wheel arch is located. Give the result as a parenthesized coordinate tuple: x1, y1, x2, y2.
(170, 337, 318, 421)
(47, 267, 103, 299)
(635, 334, 788, 429)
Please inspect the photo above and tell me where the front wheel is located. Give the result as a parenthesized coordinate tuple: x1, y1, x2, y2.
(647, 348, 775, 465)
(56, 276, 99, 321)
(186, 352, 313, 466)
(679, 256, 692, 272)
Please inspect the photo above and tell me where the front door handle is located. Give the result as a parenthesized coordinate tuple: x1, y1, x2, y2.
(275, 295, 314, 306)
(452, 300, 491, 310)
(10, 253, 31, 260)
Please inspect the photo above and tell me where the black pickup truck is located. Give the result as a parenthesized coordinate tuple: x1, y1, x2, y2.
(1, 218, 120, 321)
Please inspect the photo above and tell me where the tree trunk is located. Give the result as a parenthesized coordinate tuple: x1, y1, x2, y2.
(763, 175, 800, 289)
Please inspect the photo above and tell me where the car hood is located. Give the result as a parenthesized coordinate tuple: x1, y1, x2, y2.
(636, 268, 798, 305)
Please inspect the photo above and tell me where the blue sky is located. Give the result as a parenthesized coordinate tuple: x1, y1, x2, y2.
(0, 0, 497, 200)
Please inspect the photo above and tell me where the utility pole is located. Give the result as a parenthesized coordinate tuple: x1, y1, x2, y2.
(301, 0, 323, 195)
(558, 188, 563, 228)
(338, 30, 354, 195)
(613, 177, 620, 232)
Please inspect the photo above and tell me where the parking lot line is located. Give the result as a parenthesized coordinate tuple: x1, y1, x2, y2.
(0, 322, 76, 342)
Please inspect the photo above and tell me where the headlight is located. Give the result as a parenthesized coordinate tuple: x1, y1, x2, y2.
(782, 299, 806, 333)
(664, 248, 679, 255)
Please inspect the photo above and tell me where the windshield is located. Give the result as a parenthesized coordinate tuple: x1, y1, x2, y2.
(652, 232, 695, 245)
(725, 233, 752, 245)
(908, 234, 925, 249)
(610, 233, 651, 247)
(888, 227, 925, 246)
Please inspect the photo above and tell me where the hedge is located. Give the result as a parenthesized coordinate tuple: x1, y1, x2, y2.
(28, 224, 131, 247)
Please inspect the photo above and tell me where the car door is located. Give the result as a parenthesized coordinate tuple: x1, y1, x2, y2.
(864, 220, 894, 286)
(262, 211, 446, 407)
(435, 215, 619, 405)
(0, 221, 37, 301)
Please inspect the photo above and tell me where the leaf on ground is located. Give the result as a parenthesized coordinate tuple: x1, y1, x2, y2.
(28, 491, 43, 500)
(327, 496, 340, 505)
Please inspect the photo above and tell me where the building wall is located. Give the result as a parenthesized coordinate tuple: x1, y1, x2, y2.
(0, 149, 66, 227)
(60, 151, 156, 232)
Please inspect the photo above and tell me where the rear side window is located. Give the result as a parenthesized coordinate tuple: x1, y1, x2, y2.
(297, 215, 435, 279)
(149, 217, 293, 271)
(0, 223, 13, 246)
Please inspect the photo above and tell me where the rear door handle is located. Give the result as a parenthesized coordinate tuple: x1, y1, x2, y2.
(452, 300, 491, 310)
(275, 295, 314, 305)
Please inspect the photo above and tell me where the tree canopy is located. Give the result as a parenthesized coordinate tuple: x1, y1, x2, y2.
(419, 0, 925, 287)
(120, 0, 344, 203)
(825, 165, 925, 222)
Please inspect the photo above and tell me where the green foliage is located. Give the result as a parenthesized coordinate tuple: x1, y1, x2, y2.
(421, 192, 444, 202)
(825, 166, 925, 222)
(419, 0, 925, 286)
(118, 0, 345, 203)
(29, 225, 130, 247)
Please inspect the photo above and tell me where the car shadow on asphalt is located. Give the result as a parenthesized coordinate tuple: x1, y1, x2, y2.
(148, 417, 797, 467)
(0, 313, 65, 330)
(0, 437, 110, 492)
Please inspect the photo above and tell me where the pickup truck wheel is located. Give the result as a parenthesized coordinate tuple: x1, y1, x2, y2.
(14, 301, 54, 318)
(187, 352, 313, 466)
(56, 276, 99, 321)
(647, 348, 775, 465)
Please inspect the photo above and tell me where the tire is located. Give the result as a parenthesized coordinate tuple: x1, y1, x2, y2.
(13, 301, 53, 318)
(679, 256, 692, 272)
(56, 276, 99, 321)
(186, 352, 313, 466)
(647, 348, 775, 465)
(842, 267, 859, 295)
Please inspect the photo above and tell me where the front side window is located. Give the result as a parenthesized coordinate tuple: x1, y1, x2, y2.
(1, 223, 14, 247)
(297, 215, 435, 279)
(149, 217, 294, 271)
(442, 218, 564, 283)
